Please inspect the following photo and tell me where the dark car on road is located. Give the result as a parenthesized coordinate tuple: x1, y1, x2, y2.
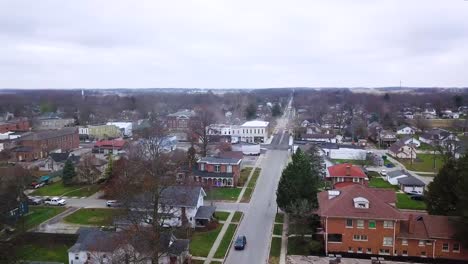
(234, 235, 247, 250)
(27, 197, 43, 205)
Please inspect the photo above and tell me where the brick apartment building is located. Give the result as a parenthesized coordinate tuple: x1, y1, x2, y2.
(316, 184, 468, 261)
(326, 163, 368, 188)
(191, 157, 242, 187)
(12, 127, 79, 161)
(166, 109, 199, 131)
(0, 118, 30, 133)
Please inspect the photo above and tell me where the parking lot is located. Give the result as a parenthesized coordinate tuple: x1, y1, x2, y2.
(287, 256, 423, 264)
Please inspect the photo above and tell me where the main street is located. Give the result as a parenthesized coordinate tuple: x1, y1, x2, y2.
(225, 99, 293, 264)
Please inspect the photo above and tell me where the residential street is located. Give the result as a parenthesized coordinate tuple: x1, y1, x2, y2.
(225, 100, 292, 264)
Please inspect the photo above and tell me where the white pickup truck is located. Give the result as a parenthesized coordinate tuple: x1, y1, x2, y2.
(44, 197, 66, 206)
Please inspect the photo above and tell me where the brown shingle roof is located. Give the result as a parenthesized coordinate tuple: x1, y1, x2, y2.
(399, 213, 458, 240)
(20, 127, 77, 141)
(317, 185, 403, 220)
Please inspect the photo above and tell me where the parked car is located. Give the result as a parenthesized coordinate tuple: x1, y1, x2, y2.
(27, 197, 43, 205)
(106, 200, 122, 207)
(385, 163, 395, 168)
(44, 197, 66, 206)
(31, 182, 45, 189)
(380, 170, 387, 176)
(234, 235, 247, 250)
(409, 193, 424, 201)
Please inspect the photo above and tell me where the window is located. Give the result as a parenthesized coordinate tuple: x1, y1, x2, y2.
(419, 240, 425, 246)
(454, 243, 460, 252)
(357, 247, 363, 253)
(402, 250, 408, 256)
(200, 163, 205, 171)
(383, 220, 393, 229)
(353, 234, 368, 241)
(357, 219, 364, 229)
(383, 237, 393, 246)
(379, 249, 390, 255)
(346, 219, 353, 228)
(421, 251, 426, 257)
(442, 243, 449, 252)
(353, 177, 360, 183)
(368, 220, 376, 229)
(336, 177, 344, 182)
(348, 247, 353, 253)
(227, 165, 232, 173)
(75, 254, 79, 260)
(214, 165, 221, 172)
(327, 234, 342, 242)
(367, 248, 372, 254)
(402, 239, 408, 245)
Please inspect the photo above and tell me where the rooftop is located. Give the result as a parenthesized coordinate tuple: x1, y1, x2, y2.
(397, 175, 425, 186)
(20, 127, 77, 141)
(198, 156, 242, 165)
(327, 163, 367, 178)
(241, 120, 269, 127)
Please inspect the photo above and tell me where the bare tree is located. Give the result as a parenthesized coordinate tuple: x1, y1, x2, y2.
(414, 115, 430, 132)
(76, 154, 103, 184)
(190, 107, 215, 157)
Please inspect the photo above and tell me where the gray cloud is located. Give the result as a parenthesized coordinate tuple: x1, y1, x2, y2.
(0, 0, 467, 88)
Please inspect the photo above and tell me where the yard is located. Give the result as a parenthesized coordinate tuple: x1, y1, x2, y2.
(206, 187, 242, 201)
(64, 208, 123, 226)
(232, 211, 243, 222)
(190, 225, 222, 257)
(275, 213, 284, 224)
(269, 237, 282, 263)
(331, 159, 363, 165)
(396, 193, 427, 210)
(214, 224, 238, 259)
(241, 168, 262, 202)
(31, 181, 100, 197)
(273, 223, 283, 236)
(287, 237, 323, 255)
(238, 167, 253, 186)
(19, 206, 66, 231)
(16, 242, 70, 263)
(214, 211, 230, 221)
(399, 153, 445, 172)
(368, 177, 399, 190)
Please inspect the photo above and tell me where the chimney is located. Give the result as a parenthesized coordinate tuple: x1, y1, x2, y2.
(345, 164, 351, 176)
(408, 214, 415, 234)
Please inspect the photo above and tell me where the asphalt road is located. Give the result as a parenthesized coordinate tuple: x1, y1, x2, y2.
(225, 99, 292, 264)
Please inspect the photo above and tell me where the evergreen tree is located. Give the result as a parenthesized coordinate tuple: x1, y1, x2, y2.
(187, 144, 197, 167)
(62, 159, 76, 185)
(426, 158, 460, 215)
(272, 103, 282, 117)
(245, 103, 257, 120)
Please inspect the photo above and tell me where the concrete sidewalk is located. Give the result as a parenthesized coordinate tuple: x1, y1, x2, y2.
(204, 212, 235, 264)
(236, 155, 264, 203)
(279, 214, 289, 264)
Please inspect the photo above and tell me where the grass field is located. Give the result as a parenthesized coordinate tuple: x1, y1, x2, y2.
(64, 208, 123, 226)
(17, 243, 70, 263)
(369, 177, 399, 190)
(241, 168, 261, 202)
(275, 213, 284, 224)
(190, 225, 222, 257)
(367, 171, 381, 178)
(19, 206, 66, 231)
(215, 211, 230, 221)
(269, 237, 282, 257)
(399, 154, 444, 172)
(31, 181, 99, 197)
(273, 224, 283, 236)
(206, 187, 242, 201)
(396, 193, 427, 210)
(232, 211, 243, 222)
(214, 224, 237, 259)
(238, 167, 253, 186)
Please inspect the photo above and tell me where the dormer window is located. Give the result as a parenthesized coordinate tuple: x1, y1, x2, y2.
(353, 197, 369, 209)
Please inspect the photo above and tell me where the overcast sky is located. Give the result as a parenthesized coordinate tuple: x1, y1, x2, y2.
(1, 0, 468, 89)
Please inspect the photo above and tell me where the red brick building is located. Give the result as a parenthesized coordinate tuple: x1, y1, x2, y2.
(192, 157, 242, 187)
(327, 163, 368, 188)
(13, 127, 79, 161)
(316, 184, 468, 261)
(166, 109, 198, 131)
(0, 118, 30, 133)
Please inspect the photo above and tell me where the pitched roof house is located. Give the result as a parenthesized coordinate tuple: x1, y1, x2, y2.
(326, 163, 368, 188)
(396, 125, 415, 135)
(192, 156, 242, 187)
(388, 141, 417, 159)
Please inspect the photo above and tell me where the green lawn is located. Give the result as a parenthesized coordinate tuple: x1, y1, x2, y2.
(384, 159, 394, 166)
(248, 168, 261, 188)
(269, 237, 282, 257)
(367, 171, 380, 178)
(399, 154, 445, 172)
(64, 208, 123, 226)
(368, 177, 399, 190)
(214, 224, 237, 259)
(215, 211, 230, 221)
(419, 142, 435, 151)
(17, 243, 69, 263)
(241, 187, 253, 202)
(19, 206, 66, 231)
(396, 193, 427, 210)
(273, 224, 283, 236)
(232, 211, 243, 222)
(275, 213, 284, 224)
(332, 159, 363, 165)
(206, 187, 242, 201)
(31, 181, 99, 197)
(190, 225, 222, 257)
(238, 167, 253, 186)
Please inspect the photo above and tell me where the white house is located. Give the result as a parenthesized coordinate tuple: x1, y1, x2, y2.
(388, 141, 417, 159)
(396, 125, 415, 135)
(397, 175, 425, 194)
(106, 122, 133, 137)
(400, 136, 421, 148)
(386, 170, 410, 185)
(232, 120, 270, 143)
(68, 228, 190, 264)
